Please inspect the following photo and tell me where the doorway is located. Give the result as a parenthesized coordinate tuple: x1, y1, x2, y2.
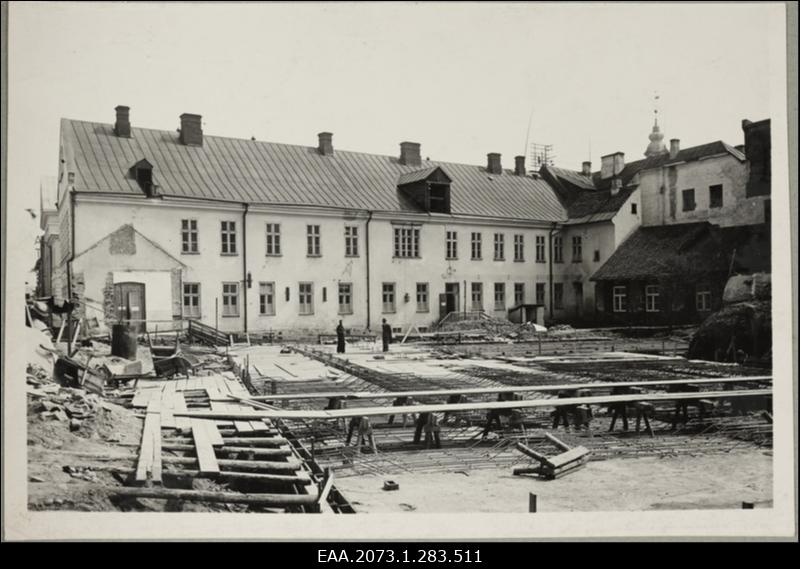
(442, 282, 460, 320)
(573, 281, 584, 318)
(114, 282, 146, 333)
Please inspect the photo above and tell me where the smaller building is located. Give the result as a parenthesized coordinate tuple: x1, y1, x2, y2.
(37, 177, 60, 299)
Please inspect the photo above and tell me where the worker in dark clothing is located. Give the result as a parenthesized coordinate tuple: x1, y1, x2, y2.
(381, 318, 392, 352)
(336, 320, 346, 354)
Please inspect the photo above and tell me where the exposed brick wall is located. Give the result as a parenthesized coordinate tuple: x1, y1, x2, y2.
(171, 268, 182, 317)
(103, 272, 117, 327)
(72, 271, 86, 320)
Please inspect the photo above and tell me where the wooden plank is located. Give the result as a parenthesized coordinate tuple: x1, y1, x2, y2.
(544, 432, 571, 452)
(160, 383, 176, 429)
(234, 421, 255, 434)
(174, 388, 773, 421)
(161, 456, 302, 472)
(161, 469, 312, 485)
(151, 412, 162, 483)
(205, 421, 225, 447)
(515, 442, 548, 464)
(135, 401, 160, 482)
(191, 420, 220, 474)
(173, 393, 189, 430)
(109, 486, 317, 507)
(545, 446, 590, 470)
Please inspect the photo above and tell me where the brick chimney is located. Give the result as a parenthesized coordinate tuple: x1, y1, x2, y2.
(179, 113, 203, 146)
(114, 105, 131, 138)
(514, 156, 526, 176)
(399, 142, 421, 167)
(670, 139, 680, 159)
(581, 161, 592, 177)
(318, 132, 333, 156)
(487, 153, 502, 175)
(600, 152, 625, 179)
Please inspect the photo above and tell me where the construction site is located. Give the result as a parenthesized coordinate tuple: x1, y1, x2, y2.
(24, 310, 773, 515)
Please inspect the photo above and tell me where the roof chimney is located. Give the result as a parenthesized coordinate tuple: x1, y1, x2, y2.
(600, 152, 625, 179)
(487, 153, 502, 175)
(514, 156, 526, 176)
(581, 161, 592, 177)
(399, 142, 421, 167)
(318, 132, 333, 156)
(114, 105, 131, 138)
(179, 113, 203, 146)
(669, 139, 680, 159)
(610, 178, 623, 196)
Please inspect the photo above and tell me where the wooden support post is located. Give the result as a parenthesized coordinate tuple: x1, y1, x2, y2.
(529, 493, 537, 513)
(544, 432, 571, 452)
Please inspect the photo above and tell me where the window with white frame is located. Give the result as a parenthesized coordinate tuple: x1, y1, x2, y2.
(181, 219, 198, 254)
(494, 282, 505, 310)
(259, 282, 275, 316)
(382, 283, 396, 313)
(645, 285, 661, 312)
(266, 223, 281, 256)
(393, 226, 420, 258)
(535, 235, 546, 263)
(299, 282, 314, 315)
(553, 235, 564, 263)
(513, 234, 524, 261)
(446, 231, 458, 260)
(535, 283, 545, 305)
(554, 283, 564, 310)
(514, 283, 525, 305)
(493, 233, 505, 261)
(338, 283, 353, 314)
(221, 221, 237, 255)
(471, 232, 482, 260)
(307, 225, 321, 256)
(345, 226, 359, 257)
(471, 282, 483, 311)
(696, 286, 712, 312)
(613, 286, 628, 312)
(182, 283, 201, 318)
(416, 283, 429, 312)
(572, 235, 582, 262)
(222, 282, 239, 316)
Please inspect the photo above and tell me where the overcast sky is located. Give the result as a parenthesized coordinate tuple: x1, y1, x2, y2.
(7, 2, 784, 273)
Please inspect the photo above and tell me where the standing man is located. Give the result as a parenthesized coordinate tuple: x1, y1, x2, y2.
(381, 318, 392, 352)
(336, 320, 346, 354)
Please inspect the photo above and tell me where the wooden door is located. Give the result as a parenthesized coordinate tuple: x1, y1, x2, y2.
(114, 282, 146, 333)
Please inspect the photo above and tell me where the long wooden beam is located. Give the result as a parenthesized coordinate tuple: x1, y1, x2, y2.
(175, 388, 772, 421)
(231, 376, 771, 402)
(109, 486, 317, 506)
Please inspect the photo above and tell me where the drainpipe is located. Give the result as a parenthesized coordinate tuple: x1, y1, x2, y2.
(66, 190, 77, 354)
(241, 203, 249, 334)
(365, 211, 373, 330)
(548, 222, 558, 322)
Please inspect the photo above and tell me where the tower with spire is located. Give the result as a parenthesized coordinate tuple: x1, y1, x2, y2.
(644, 95, 668, 158)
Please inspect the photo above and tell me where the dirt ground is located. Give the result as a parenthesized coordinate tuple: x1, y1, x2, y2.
(334, 449, 772, 513)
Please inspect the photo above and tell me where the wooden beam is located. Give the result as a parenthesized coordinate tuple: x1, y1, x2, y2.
(161, 456, 302, 472)
(191, 419, 220, 474)
(109, 486, 317, 506)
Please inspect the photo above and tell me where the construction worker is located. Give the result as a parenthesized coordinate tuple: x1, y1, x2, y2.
(381, 318, 392, 352)
(336, 320, 346, 354)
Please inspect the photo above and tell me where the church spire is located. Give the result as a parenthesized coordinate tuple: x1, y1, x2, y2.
(644, 93, 668, 157)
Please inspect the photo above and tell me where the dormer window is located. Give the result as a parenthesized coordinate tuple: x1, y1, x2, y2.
(130, 159, 156, 196)
(397, 166, 452, 214)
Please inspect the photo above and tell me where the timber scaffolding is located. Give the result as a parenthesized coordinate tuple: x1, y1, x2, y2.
(227, 345, 773, 478)
(98, 355, 355, 513)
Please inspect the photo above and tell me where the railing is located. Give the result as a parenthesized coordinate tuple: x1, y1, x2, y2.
(187, 319, 229, 347)
(436, 310, 490, 329)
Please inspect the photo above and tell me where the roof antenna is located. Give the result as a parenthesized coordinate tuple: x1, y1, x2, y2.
(523, 105, 534, 157)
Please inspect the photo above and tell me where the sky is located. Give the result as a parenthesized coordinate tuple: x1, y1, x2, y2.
(6, 1, 783, 272)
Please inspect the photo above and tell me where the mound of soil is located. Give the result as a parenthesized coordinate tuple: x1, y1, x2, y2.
(688, 300, 771, 362)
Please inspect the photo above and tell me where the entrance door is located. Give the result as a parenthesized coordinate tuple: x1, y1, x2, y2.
(573, 281, 584, 318)
(114, 282, 146, 333)
(443, 282, 460, 318)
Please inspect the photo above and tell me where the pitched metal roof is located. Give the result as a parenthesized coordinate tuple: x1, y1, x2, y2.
(62, 119, 567, 222)
(397, 165, 450, 186)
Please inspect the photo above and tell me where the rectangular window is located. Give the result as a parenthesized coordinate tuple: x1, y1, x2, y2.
(494, 282, 505, 311)
(645, 285, 661, 312)
(471, 232, 482, 260)
(514, 283, 525, 305)
(682, 189, 696, 212)
(221, 221, 237, 255)
(338, 283, 353, 314)
(709, 185, 723, 208)
(382, 283, 396, 313)
(631, 203, 638, 215)
(493, 233, 505, 261)
(393, 226, 420, 258)
(696, 287, 712, 312)
(513, 234, 524, 261)
(222, 282, 239, 317)
(182, 283, 201, 318)
(553, 283, 564, 310)
(471, 282, 483, 311)
(416, 283, 429, 312)
(259, 282, 275, 316)
(299, 282, 314, 315)
(613, 286, 628, 312)
(446, 231, 458, 260)
(307, 225, 321, 256)
(594, 250, 601, 262)
(181, 219, 198, 254)
(266, 223, 281, 256)
(535, 283, 545, 305)
(535, 235, 546, 263)
(572, 236, 582, 262)
(345, 226, 359, 257)
(553, 236, 563, 263)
